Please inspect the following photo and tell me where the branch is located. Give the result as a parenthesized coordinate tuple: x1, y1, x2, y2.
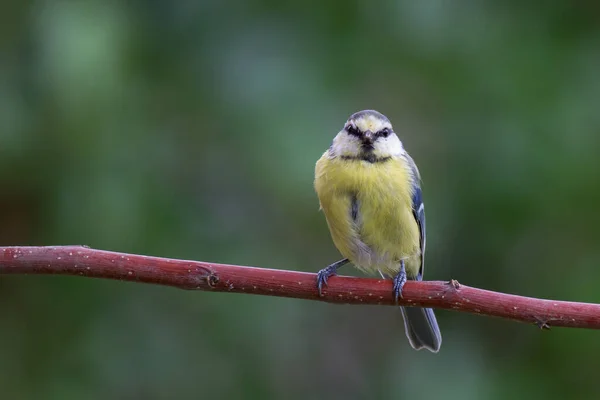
(1, 246, 598, 329)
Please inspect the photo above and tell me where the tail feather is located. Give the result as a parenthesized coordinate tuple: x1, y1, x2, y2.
(400, 306, 442, 353)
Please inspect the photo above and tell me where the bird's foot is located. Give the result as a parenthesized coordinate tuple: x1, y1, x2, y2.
(316, 265, 338, 296)
(392, 260, 407, 303)
(316, 259, 348, 296)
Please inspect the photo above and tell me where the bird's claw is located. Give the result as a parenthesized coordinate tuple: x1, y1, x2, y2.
(316, 259, 349, 296)
(392, 260, 407, 304)
(392, 274, 406, 303)
(316, 268, 336, 296)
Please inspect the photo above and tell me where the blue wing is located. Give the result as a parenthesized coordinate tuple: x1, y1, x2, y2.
(407, 154, 426, 281)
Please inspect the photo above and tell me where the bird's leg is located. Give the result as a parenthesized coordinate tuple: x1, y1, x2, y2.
(316, 258, 349, 296)
(392, 260, 407, 304)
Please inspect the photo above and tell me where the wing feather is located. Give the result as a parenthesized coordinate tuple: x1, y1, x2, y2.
(405, 153, 426, 280)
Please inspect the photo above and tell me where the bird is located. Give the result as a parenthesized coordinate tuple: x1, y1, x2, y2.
(314, 109, 441, 352)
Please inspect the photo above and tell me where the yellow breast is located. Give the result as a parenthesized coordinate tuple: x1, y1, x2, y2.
(314, 153, 421, 277)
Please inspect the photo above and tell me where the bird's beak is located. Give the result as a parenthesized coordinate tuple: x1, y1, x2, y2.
(363, 130, 374, 143)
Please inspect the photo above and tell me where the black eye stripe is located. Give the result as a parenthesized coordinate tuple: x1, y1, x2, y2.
(377, 127, 391, 138)
(345, 125, 360, 136)
(345, 125, 391, 138)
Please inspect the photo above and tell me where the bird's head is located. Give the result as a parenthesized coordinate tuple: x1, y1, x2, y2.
(330, 110, 403, 162)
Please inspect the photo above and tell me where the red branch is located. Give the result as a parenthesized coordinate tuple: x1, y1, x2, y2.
(1, 246, 599, 329)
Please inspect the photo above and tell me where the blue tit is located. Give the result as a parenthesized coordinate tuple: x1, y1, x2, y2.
(314, 110, 441, 352)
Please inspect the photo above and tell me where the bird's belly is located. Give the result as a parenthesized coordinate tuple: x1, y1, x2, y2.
(348, 192, 421, 276)
(315, 155, 421, 278)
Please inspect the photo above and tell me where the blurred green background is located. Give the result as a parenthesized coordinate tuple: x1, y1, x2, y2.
(2, 1, 600, 399)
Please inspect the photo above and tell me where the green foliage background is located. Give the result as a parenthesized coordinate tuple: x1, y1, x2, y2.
(2, 1, 600, 399)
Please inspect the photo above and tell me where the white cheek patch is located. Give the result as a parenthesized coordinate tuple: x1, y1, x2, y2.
(373, 134, 404, 157)
(330, 130, 362, 157)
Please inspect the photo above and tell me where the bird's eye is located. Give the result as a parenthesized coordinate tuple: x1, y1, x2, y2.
(379, 128, 391, 138)
(346, 124, 360, 136)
